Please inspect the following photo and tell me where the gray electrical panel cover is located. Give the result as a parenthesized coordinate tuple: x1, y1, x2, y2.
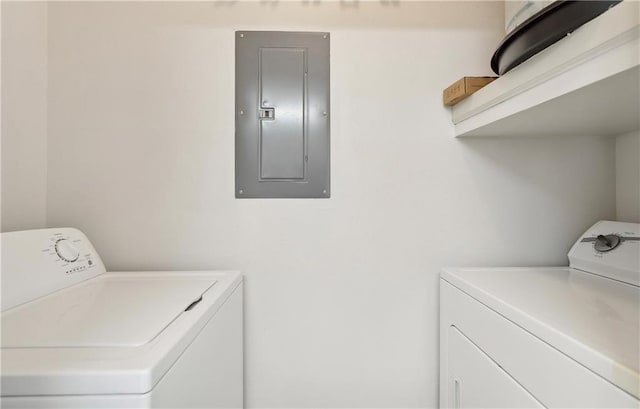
(235, 31, 330, 198)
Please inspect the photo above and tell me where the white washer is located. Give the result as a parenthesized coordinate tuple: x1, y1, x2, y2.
(440, 221, 640, 408)
(1, 228, 243, 409)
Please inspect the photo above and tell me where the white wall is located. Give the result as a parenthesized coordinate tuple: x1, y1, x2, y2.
(616, 131, 640, 222)
(0, 1, 616, 407)
(1, 1, 48, 232)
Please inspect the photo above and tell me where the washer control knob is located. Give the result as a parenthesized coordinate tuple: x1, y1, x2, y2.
(594, 234, 621, 253)
(55, 239, 80, 262)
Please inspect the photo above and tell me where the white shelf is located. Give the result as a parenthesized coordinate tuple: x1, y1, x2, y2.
(452, 2, 639, 138)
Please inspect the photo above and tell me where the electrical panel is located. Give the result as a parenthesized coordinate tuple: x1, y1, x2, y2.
(235, 31, 330, 198)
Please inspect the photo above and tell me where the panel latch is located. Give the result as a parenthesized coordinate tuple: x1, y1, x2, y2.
(259, 107, 275, 120)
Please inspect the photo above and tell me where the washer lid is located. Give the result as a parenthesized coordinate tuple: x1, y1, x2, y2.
(1, 270, 242, 397)
(1, 275, 216, 348)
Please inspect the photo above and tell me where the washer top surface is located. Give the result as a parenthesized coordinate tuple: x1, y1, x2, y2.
(2, 274, 216, 348)
(1, 270, 242, 397)
(441, 266, 640, 398)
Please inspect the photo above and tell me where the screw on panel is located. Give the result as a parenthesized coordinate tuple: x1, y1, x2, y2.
(323, 34, 328, 39)
(240, 110, 244, 115)
(239, 189, 244, 195)
(322, 189, 328, 195)
(239, 33, 244, 38)
(322, 111, 327, 116)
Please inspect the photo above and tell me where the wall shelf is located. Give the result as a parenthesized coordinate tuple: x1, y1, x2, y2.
(452, 2, 639, 138)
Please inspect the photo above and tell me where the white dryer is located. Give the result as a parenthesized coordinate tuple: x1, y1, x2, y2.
(440, 221, 639, 408)
(1, 228, 243, 409)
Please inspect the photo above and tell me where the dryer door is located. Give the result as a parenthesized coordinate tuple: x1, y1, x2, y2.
(448, 326, 543, 409)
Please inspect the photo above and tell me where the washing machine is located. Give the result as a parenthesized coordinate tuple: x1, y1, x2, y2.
(440, 220, 639, 408)
(1, 228, 243, 409)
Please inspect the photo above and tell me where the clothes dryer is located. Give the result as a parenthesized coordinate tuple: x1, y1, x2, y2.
(440, 221, 639, 408)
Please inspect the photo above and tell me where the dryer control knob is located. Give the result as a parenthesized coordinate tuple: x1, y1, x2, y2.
(55, 239, 80, 262)
(594, 234, 621, 253)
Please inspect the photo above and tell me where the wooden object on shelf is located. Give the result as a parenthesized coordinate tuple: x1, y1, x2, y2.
(443, 77, 497, 106)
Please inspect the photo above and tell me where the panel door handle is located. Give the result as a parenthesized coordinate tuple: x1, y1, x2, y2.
(259, 107, 275, 120)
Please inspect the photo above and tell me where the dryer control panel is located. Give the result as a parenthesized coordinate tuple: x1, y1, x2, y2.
(568, 221, 639, 286)
(1, 228, 106, 311)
